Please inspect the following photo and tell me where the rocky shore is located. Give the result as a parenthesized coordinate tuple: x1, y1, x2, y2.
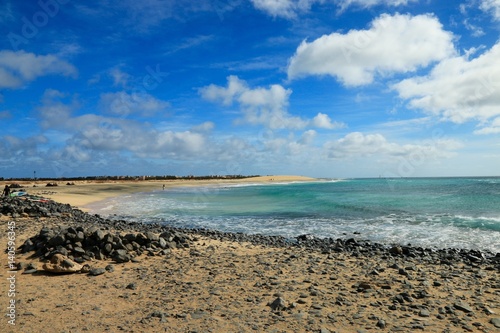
(1, 196, 500, 332)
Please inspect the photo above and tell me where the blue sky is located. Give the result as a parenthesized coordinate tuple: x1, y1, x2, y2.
(1, 0, 500, 178)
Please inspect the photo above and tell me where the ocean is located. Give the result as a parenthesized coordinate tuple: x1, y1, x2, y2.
(87, 177, 500, 253)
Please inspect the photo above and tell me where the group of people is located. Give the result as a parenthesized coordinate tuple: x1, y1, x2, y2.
(2, 185, 11, 197)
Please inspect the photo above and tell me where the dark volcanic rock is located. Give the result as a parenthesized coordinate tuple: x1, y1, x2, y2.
(88, 268, 106, 276)
(269, 297, 287, 312)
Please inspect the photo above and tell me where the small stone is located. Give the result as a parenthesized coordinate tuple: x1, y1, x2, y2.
(80, 264, 91, 273)
(113, 251, 131, 263)
(145, 231, 159, 242)
(42, 254, 82, 273)
(376, 320, 386, 328)
(88, 268, 106, 276)
(358, 282, 372, 290)
(490, 318, 500, 328)
(26, 263, 37, 270)
(419, 309, 430, 317)
(269, 297, 286, 312)
(389, 246, 403, 255)
(454, 301, 474, 313)
(73, 246, 86, 254)
(75, 231, 85, 242)
(105, 264, 115, 272)
(126, 283, 137, 290)
(16, 262, 28, 270)
(22, 269, 37, 274)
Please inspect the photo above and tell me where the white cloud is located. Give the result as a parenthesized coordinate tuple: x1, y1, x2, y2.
(474, 117, 500, 135)
(311, 112, 344, 129)
(324, 132, 461, 160)
(393, 42, 500, 128)
(99, 91, 170, 116)
(200, 75, 343, 130)
(200, 75, 247, 106)
(298, 129, 316, 144)
(287, 13, 455, 86)
(192, 121, 215, 133)
(3, 135, 48, 156)
(463, 18, 485, 37)
(37, 89, 209, 160)
(250, 0, 317, 18)
(0, 50, 77, 89)
(337, 0, 417, 11)
(480, 0, 500, 20)
(251, 0, 416, 18)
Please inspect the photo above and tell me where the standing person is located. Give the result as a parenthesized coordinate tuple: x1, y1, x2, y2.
(2, 185, 10, 197)
(162, 184, 165, 190)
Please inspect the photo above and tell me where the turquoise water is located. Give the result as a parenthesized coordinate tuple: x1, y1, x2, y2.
(88, 178, 500, 253)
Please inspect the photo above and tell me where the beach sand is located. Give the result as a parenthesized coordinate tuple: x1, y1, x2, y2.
(1, 176, 499, 333)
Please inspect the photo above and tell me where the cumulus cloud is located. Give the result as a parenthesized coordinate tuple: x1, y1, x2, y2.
(480, 0, 500, 20)
(393, 42, 500, 130)
(287, 13, 456, 86)
(200, 75, 344, 130)
(0, 50, 77, 89)
(99, 91, 170, 116)
(311, 113, 344, 129)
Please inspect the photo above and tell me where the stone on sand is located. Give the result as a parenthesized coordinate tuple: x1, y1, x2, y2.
(42, 253, 83, 273)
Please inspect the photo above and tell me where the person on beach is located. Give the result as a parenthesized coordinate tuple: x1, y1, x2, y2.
(2, 185, 10, 197)
(162, 184, 165, 190)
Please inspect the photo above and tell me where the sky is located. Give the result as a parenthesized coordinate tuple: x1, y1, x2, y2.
(1, 0, 500, 179)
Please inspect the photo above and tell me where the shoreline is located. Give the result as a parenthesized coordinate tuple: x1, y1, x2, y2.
(0, 197, 499, 332)
(1, 175, 317, 210)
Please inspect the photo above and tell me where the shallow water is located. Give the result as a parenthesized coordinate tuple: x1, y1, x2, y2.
(88, 177, 500, 253)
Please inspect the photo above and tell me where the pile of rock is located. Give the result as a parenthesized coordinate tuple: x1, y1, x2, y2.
(19, 225, 192, 265)
(1, 197, 72, 218)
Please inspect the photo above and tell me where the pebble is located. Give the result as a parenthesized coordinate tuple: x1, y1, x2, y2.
(491, 318, 500, 328)
(419, 309, 430, 317)
(454, 301, 474, 313)
(269, 297, 286, 312)
(88, 268, 106, 276)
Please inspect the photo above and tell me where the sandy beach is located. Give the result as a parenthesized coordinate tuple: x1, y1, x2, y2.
(1, 176, 499, 333)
